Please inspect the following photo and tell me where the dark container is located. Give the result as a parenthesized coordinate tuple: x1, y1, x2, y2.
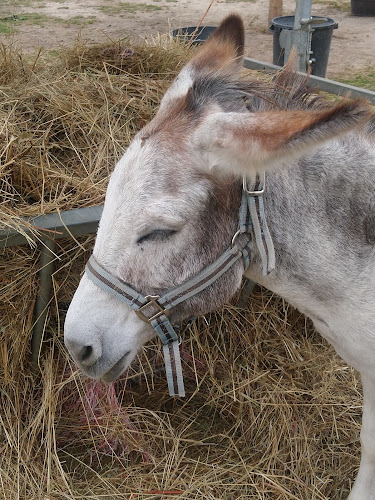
(351, 0, 375, 15)
(269, 16, 338, 77)
(171, 26, 216, 45)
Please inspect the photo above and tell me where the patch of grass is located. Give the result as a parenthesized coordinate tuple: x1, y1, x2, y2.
(47, 48, 59, 57)
(0, 20, 16, 35)
(61, 15, 96, 26)
(99, 2, 163, 15)
(0, 0, 66, 5)
(335, 66, 375, 90)
(17, 13, 53, 26)
(0, 0, 33, 5)
(313, 0, 351, 12)
(0, 13, 96, 32)
(0, 13, 48, 31)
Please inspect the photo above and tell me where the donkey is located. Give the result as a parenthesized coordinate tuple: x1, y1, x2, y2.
(64, 15, 375, 498)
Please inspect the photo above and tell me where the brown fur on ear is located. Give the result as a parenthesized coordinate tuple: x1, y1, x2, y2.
(191, 14, 245, 77)
(224, 98, 372, 155)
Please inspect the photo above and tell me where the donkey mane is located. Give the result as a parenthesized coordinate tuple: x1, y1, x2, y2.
(186, 64, 374, 134)
(243, 66, 321, 111)
(185, 65, 318, 115)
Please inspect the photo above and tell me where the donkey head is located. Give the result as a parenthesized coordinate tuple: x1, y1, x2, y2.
(64, 15, 369, 383)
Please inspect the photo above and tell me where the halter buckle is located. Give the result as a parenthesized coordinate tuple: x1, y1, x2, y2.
(135, 295, 168, 323)
(243, 173, 265, 196)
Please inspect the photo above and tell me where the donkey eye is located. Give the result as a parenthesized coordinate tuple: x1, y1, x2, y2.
(137, 229, 177, 245)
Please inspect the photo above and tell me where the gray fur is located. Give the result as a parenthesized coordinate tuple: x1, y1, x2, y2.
(64, 16, 375, 498)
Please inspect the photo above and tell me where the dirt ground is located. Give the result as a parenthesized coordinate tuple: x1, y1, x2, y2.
(0, 0, 374, 79)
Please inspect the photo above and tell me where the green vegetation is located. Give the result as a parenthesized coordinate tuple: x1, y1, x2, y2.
(0, 19, 16, 34)
(60, 15, 96, 26)
(0, 0, 36, 6)
(336, 66, 375, 91)
(99, 2, 163, 14)
(0, 13, 96, 34)
(313, 0, 351, 13)
(0, 0, 66, 5)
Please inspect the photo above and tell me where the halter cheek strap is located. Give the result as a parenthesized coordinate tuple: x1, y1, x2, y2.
(84, 174, 275, 397)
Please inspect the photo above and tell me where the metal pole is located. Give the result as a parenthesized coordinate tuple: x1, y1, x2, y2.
(31, 237, 56, 368)
(294, 0, 312, 29)
(283, 0, 313, 72)
(238, 279, 256, 309)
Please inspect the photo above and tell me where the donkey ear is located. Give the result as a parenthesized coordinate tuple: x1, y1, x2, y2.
(195, 99, 371, 175)
(190, 14, 245, 77)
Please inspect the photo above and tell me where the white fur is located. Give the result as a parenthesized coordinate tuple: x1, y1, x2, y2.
(159, 65, 194, 112)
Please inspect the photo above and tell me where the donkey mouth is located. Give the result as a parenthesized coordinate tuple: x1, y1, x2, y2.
(100, 351, 131, 383)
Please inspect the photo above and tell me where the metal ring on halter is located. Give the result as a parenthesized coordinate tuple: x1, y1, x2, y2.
(231, 229, 242, 248)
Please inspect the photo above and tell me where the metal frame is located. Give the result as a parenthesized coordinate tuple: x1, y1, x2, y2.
(1, 59, 374, 366)
(0, 205, 103, 370)
(243, 57, 375, 103)
(0, 205, 103, 248)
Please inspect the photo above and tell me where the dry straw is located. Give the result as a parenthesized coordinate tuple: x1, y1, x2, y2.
(0, 36, 362, 499)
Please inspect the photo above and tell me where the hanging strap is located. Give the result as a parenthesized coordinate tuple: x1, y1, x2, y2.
(244, 174, 275, 275)
(151, 315, 185, 397)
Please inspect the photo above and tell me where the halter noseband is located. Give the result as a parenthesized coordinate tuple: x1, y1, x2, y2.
(85, 174, 275, 397)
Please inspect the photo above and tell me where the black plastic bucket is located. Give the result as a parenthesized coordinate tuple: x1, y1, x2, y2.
(171, 26, 216, 45)
(270, 16, 338, 77)
(351, 0, 375, 15)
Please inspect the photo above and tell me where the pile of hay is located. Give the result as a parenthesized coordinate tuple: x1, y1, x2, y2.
(0, 37, 362, 499)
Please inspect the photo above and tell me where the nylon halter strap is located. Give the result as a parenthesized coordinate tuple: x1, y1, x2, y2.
(243, 174, 275, 275)
(84, 173, 275, 398)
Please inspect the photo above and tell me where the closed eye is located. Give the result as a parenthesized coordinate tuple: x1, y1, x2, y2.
(137, 229, 177, 245)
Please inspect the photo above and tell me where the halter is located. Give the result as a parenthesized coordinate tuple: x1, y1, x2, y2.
(85, 174, 275, 397)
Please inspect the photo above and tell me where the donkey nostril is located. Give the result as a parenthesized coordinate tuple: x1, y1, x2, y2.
(81, 345, 93, 362)
(64, 337, 102, 368)
(77, 343, 101, 367)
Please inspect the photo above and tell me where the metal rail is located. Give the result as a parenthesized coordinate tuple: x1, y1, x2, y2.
(243, 57, 375, 104)
(1, 60, 374, 367)
(31, 237, 56, 368)
(0, 205, 103, 248)
(1, 206, 103, 371)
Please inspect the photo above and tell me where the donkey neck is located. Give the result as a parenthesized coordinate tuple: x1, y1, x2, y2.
(244, 138, 375, 307)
